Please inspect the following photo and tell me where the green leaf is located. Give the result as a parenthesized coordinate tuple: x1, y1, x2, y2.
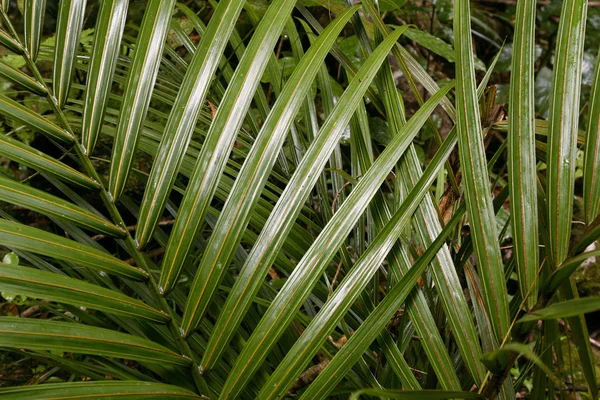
(520, 296, 600, 322)
(297, 195, 463, 400)
(0, 134, 98, 189)
(454, 0, 509, 340)
(0, 219, 147, 280)
(403, 27, 455, 62)
(53, 0, 87, 108)
(0, 29, 23, 54)
(368, 10, 501, 384)
(543, 249, 600, 295)
(0, 381, 201, 399)
(160, 2, 350, 297)
(508, 0, 538, 309)
(572, 215, 600, 254)
(546, 0, 587, 266)
(0, 94, 73, 143)
(257, 86, 455, 399)
(0, 175, 124, 237)
(217, 53, 448, 400)
(0, 318, 190, 366)
(481, 343, 560, 386)
(172, 6, 360, 329)
(134, 0, 247, 248)
(198, 26, 409, 376)
(81, 0, 128, 154)
(23, 0, 46, 61)
(558, 281, 598, 398)
(583, 46, 600, 223)
(349, 389, 486, 400)
(0, 263, 169, 323)
(108, 0, 176, 200)
(0, 60, 45, 95)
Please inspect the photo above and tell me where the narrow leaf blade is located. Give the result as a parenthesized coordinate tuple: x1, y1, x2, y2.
(0, 60, 45, 95)
(108, 0, 176, 200)
(0, 134, 98, 189)
(520, 296, 600, 322)
(53, 0, 87, 108)
(583, 46, 600, 223)
(298, 200, 463, 400)
(0, 29, 23, 54)
(81, 0, 128, 153)
(454, 0, 509, 339)
(0, 318, 189, 366)
(0, 381, 201, 399)
(0, 263, 169, 323)
(508, 0, 538, 309)
(134, 0, 247, 248)
(23, 0, 46, 61)
(258, 94, 455, 399)
(0, 175, 124, 237)
(169, 5, 358, 323)
(0, 219, 147, 280)
(546, 0, 587, 265)
(0, 94, 73, 143)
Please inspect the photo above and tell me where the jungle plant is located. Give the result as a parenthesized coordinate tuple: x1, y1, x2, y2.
(0, 0, 598, 399)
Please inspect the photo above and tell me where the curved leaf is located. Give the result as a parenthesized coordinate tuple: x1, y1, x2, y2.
(543, 250, 600, 295)
(134, 0, 247, 248)
(81, 0, 128, 153)
(0, 219, 147, 280)
(23, 0, 46, 61)
(0, 381, 201, 399)
(108, 0, 176, 200)
(0, 318, 190, 366)
(0, 263, 169, 323)
(0, 175, 124, 237)
(520, 296, 600, 322)
(0, 94, 73, 143)
(53, 0, 87, 108)
(0, 134, 98, 189)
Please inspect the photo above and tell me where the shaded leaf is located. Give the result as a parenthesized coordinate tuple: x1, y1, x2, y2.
(0, 175, 124, 237)
(0, 318, 190, 366)
(0, 94, 73, 143)
(0, 219, 147, 280)
(0, 263, 169, 323)
(0, 381, 201, 399)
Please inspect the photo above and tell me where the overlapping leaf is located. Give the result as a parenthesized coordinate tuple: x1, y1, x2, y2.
(134, 0, 247, 248)
(108, 0, 176, 200)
